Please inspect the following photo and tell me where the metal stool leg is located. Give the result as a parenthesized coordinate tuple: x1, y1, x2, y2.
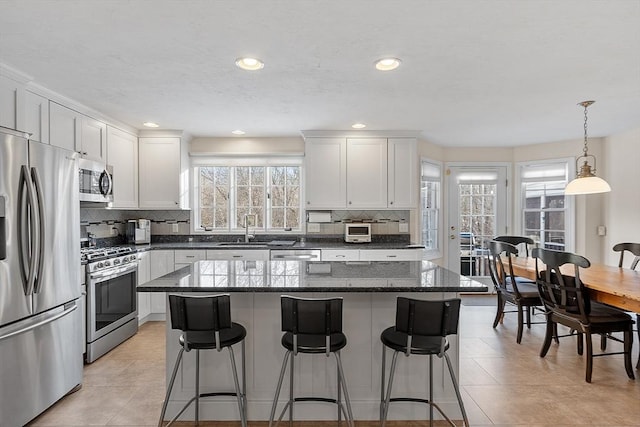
(268, 351, 291, 427)
(334, 351, 354, 427)
(429, 355, 433, 427)
(444, 352, 470, 427)
(228, 346, 247, 427)
(195, 349, 200, 425)
(288, 350, 294, 427)
(337, 354, 342, 426)
(158, 348, 185, 427)
(380, 345, 386, 420)
(381, 350, 399, 427)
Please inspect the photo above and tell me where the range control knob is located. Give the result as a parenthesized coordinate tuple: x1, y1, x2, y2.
(97, 262, 104, 269)
(104, 260, 111, 267)
(113, 259, 121, 265)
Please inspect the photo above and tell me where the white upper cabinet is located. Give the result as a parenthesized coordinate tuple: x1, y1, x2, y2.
(346, 138, 388, 208)
(305, 138, 347, 208)
(0, 75, 23, 130)
(49, 101, 105, 161)
(106, 126, 138, 208)
(24, 90, 49, 143)
(138, 137, 181, 209)
(387, 138, 418, 208)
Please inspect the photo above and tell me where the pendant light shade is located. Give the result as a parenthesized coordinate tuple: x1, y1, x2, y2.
(564, 100, 611, 195)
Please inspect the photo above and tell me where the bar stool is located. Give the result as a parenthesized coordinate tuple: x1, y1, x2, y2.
(158, 294, 247, 427)
(380, 297, 469, 427)
(268, 296, 354, 427)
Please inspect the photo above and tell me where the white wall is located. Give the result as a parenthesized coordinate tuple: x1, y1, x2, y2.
(602, 126, 640, 267)
(190, 136, 304, 155)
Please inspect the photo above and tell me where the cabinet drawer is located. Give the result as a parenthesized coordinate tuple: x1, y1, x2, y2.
(321, 249, 360, 261)
(174, 250, 206, 264)
(359, 249, 421, 261)
(206, 249, 270, 261)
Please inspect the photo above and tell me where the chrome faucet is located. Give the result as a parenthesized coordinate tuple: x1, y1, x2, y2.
(243, 214, 256, 242)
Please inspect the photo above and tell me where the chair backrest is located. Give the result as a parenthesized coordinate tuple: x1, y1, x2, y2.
(486, 240, 524, 297)
(169, 294, 232, 332)
(395, 297, 461, 356)
(281, 296, 343, 355)
(494, 235, 534, 257)
(612, 242, 640, 270)
(532, 248, 591, 323)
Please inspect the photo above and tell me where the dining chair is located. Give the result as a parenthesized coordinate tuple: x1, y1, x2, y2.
(494, 235, 534, 257)
(533, 248, 635, 383)
(486, 240, 543, 343)
(607, 243, 640, 369)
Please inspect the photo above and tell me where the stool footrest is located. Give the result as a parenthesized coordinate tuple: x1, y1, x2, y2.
(293, 396, 339, 404)
(199, 391, 242, 398)
(389, 397, 431, 404)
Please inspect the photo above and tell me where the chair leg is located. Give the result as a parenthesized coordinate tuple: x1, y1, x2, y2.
(516, 304, 524, 344)
(289, 351, 294, 427)
(526, 305, 532, 328)
(553, 323, 559, 344)
(381, 350, 399, 427)
(600, 333, 607, 351)
(493, 294, 505, 328)
(443, 352, 470, 427)
(429, 355, 434, 427)
(337, 354, 342, 426)
(636, 314, 640, 370)
(577, 332, 584, 356)
(380, 345, 386, 421)
(195, 350, 200, 425)
(158, 348, 185, 427)
(539, 319, 554, 358)
(585, 333, 593, 383)
(228, 346, 247, 427)
(624, 327, 635, 380)
(334, 351, 355, 427)
(268, 351, 291, 427)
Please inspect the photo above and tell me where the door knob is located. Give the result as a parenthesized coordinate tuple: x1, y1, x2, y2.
(450, 235, 456, 240)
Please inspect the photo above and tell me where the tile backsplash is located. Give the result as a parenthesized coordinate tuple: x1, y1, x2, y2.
(306, 210, 410, 236)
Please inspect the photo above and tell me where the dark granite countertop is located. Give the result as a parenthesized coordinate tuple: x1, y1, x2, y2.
(129, 241, 424, 251)
(137, 259, 487, 293)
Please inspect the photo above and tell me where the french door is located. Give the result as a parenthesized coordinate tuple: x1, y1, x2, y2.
(446, 165, 508, 279)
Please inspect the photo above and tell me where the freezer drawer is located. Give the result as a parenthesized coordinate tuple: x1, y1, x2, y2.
(0, 301, 83, 427)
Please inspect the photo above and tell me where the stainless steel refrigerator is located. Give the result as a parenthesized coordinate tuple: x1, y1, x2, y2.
(0, 126, 82, 426)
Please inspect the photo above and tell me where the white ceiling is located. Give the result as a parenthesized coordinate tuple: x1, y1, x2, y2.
(1, 0, 639, 147)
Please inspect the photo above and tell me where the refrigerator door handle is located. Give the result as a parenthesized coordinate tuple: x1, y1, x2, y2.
(31, 167, 46, 294)
(17, 165, 37, 295)
(0, 302, 77, 343)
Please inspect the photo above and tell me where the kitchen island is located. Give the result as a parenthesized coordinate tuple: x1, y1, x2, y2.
(138, 259, 487, 423)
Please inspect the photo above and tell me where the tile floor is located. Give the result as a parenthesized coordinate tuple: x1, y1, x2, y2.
(27, 296, 640, 426)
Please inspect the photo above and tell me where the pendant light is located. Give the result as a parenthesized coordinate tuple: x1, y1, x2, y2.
(564, 100, 611, 195)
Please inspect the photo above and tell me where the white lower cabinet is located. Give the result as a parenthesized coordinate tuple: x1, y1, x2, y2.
(322, 248, 424, 262)
(175, 249, 206, 264)
(149, 250, 175, 316)
(137, 251, 151, 324)
(320, 249, 360, 261)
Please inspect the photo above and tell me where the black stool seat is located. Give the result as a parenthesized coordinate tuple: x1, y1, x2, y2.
(381, 326, 450, 355)
(181, 323, 246, 350)
(281, 332, 347, 353)
(269, 296, 354, 427)
(159, 294, 247, 427)
(380, 297, 469, 427)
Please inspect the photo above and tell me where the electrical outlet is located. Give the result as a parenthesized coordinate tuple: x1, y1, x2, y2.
(110, 227, 118, 236)
(399, 223, 409, 233)
(307, 223, 321, 233)
(172, 223, 179, 233)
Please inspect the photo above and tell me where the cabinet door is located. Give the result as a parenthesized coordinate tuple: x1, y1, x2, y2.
(24, 91, 49, 143)
(106, 126, 138, 208)
(0, 75, 22, 130)
(139, 137, 181, 209)
(174, 249, 206, 264)
(149, 250, 175, 314)
(49, 102, 79, 152)
(80, 116, 106, 161)
(305, 138, 347, 208)
(346, 138, 387, 208)
(137, 251, 151, 323)
(359, 249, 423, 261)
(388, 138, 417, 208)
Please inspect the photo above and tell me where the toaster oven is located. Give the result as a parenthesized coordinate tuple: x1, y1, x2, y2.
(344, 223, 372, 243)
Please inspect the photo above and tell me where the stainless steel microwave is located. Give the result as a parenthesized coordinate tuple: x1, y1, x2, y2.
(344, 223, 372, 243)
(78, 158, 113, 204)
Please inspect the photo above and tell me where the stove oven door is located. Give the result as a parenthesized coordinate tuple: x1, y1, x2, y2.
(86, 264, 138, 343)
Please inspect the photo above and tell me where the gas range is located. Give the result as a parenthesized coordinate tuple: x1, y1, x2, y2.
(81, 246, 138, 273)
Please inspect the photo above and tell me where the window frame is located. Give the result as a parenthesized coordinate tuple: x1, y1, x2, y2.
(191, 157, 304, 234)
(514, 158, 575, 252)
(420, 158, 443, 260)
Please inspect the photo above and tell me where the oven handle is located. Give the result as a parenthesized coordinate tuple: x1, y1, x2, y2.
(89, 264, 138, 282)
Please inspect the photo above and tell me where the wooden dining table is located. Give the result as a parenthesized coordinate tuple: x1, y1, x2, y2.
(508, 256, 640, 313)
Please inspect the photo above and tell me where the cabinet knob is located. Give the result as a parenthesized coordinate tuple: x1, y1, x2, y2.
(390, 201, 393, 205)
(348, 201, 352, 205)
(307, 201, 310, 205)
(175, 201, 179, 205)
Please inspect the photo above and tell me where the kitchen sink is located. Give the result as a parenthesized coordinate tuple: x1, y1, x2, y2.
(215, 240, 297, 247)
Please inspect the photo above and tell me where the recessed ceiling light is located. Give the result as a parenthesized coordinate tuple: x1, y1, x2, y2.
(232, 130, 246, 135)
(375, 58, 401, 71)
(143, 122, 159, 128)
(352, 123, 366, 129)
(235, 57, 264, 71)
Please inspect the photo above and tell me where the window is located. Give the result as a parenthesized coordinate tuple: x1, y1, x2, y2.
(420, 160, 441, 252)
(518, 161, 573, 251)
(195, 164, 302, 232)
